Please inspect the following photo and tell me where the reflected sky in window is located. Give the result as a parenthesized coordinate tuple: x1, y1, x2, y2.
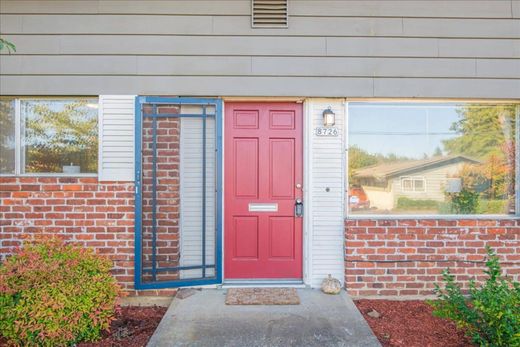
(349, 103, 463, 159)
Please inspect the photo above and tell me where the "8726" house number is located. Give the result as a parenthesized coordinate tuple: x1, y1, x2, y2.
(315, 127, 339, 137)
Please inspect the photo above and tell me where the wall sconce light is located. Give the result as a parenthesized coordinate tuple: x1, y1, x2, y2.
(322, 107, 335, 127)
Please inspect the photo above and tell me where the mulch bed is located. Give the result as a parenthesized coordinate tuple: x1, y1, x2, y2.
(77, 305, 167, 347)
(355, 300, 474, 347)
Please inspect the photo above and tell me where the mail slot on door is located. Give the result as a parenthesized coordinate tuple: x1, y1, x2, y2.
(248, 203, 278, 212)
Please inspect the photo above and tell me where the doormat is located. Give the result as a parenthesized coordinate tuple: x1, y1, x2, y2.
(225, 288, 300, 305)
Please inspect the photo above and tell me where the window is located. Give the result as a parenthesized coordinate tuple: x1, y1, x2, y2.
(0, 98, 98, 175)
(347, 102, 519, 216)
(0, 99, 15, 174)
(401, 176, 426, 192)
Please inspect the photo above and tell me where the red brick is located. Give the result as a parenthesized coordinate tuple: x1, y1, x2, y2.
(488, 228, 507, 235)
(63, 185, 82, 191)
(0, 177, 17, 183)
(12, 192, 31, 198)
(377, 220, 396, 227)
(458, 220, 477, 226)
(107, 213, 124, 219)
(357, 220, 376, 227)
(477, 220, 497, 226)
(20, 185, 41, 191)
(0, 185, 20, 191)
(79, 177, 98, 184)
(87, 199, 107, 205)
(96, 233, 115, 240)
(377, 248, 395, 254)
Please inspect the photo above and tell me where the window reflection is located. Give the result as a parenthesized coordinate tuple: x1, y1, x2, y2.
(347, 103, 518, 215)
(21, 99, 98, 174)
(0, 98, 16, 174)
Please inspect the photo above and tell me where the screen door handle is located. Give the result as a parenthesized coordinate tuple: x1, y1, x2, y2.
(295, 199, 303, 217)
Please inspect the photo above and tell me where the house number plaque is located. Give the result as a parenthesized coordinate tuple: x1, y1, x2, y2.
(315, 127, 339, 137)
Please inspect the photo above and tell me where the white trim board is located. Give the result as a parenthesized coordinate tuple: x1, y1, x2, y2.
(305, 99, 346, 288)
(303, 99, 313, 286)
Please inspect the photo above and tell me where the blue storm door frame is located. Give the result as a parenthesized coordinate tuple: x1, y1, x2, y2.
(134, 96, 223, 290)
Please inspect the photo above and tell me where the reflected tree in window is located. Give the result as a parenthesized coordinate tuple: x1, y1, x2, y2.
(348, 145, 378, 183)
(22, 100, 98, 173)
(443, 105, 516, 213)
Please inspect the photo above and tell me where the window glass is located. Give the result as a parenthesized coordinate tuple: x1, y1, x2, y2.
(347, 103, 518, 215)
(414, 178, 425, 191)
(0, 98, 16, 174)
(21, 99, 98, 174)
(401, 177, 414, 191)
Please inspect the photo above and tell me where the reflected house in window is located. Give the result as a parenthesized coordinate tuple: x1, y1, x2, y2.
(352, 155, 480, 212)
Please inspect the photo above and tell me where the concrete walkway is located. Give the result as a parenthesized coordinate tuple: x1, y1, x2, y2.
(147, 289, 381, 347)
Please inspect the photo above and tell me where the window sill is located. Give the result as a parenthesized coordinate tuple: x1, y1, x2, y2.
(0, 173, 98, 178)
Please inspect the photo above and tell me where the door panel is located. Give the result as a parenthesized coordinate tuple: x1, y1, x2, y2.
(233, 217, 259, 259)
(234, 138, 259, 198)
(270, 139, 295, 199)
(269, 217, 294, 259)
(225, 102, 303, 279)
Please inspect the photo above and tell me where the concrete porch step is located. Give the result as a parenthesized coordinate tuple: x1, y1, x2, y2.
(147, 288, 381, 347)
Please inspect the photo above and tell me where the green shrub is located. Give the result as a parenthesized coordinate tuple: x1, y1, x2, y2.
(429, 247, 520, 346)
(0, 239, 123, 346)
(447, 188, 479, 214)
(396, 197, 439, 210)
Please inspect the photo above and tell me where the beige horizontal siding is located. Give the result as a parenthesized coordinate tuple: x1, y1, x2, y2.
(2, 14, 519, 38)
(2, 56, 519, 78)
(0, 0, 518, 98)
(2, 76, 519, 99)
(1, 1, 514, 18)
(292, 1, 515, 18)
(4, 35, 519, 59)
(0, 1, 251, 15)
(0, 35, 329, 56)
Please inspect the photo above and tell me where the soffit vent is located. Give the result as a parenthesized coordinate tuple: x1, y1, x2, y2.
(252, 0, 288, 28)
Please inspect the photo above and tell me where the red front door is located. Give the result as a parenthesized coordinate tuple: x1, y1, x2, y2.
(224, 102, 303, 279)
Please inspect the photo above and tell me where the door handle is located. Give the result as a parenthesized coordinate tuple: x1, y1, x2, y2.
(295, 199, 303, 217)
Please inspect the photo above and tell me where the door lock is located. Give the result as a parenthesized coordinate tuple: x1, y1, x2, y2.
(295, 199, 303, 217)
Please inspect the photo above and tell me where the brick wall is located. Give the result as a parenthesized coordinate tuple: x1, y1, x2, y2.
(0, 177, 175, 296)
(141, 114, 180, 283)
(345, 219, 520, 298)
(5, 176, 519, 298)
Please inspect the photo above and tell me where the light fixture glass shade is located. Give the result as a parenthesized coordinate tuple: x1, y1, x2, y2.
(322, 107, 335, 126)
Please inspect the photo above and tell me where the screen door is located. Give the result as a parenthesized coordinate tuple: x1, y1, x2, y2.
(134, 97, 222, 289)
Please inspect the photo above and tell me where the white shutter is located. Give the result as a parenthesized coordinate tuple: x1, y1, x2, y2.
(98, 95, 136, 181)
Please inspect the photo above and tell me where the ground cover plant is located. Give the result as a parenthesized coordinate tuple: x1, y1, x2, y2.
(0, 239, 122, 346)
